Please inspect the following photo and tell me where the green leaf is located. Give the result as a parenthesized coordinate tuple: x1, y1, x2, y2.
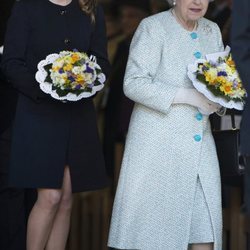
(56, 88, 68, 97)
(45, 75, 52, 84)
(43, 63, 53, 83)
(44, 63, 52, 73)
(51, 85, 92, 97)
(94, 80, 100, 86)
(196, 74, 207, 84)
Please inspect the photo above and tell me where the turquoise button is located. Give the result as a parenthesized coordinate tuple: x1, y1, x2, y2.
(194, 135, 202, 142)
(195, 113, 203, 121)
(194, 51, 202, 59)
(190, 32, 198, 39)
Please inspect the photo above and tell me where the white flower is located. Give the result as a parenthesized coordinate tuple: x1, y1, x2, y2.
(56, 77, 66, 85)
(88, 61, 96, 68)
(53, 60, 64, 68)
(72, 66, 83, 75)
(84, 73, 95, 83)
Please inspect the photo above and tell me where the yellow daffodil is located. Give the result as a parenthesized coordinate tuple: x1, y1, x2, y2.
(71, 53, 80, 63)
(76, 74, 85, 83)
(220, 83, 233, 95)
(52, 66, 60, 72)
(204, 69, 217, 85)
(217, 76, 229, 85)
(63, 64, 73, 71)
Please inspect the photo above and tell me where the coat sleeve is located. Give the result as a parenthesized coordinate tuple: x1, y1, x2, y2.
(123, 19, 179, 115)
(89, 5, 110, 79)
(1, 0, 47, 102)
(231, 0, 250, 93)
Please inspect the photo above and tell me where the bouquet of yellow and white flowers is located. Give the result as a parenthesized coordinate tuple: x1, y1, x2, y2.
(188, 46, 247, 110)
(35, 50, 105, 101)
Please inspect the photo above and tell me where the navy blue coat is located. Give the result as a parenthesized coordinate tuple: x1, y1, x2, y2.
(1, 0, 110, 192)
(0, 54, 17, 136)
(231, 0, 250, 156)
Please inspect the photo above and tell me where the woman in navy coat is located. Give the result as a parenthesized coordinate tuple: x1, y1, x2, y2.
(1, 0, 109, 249)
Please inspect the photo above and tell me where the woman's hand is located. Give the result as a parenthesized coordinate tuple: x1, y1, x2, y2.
(173, 88, 221, 115)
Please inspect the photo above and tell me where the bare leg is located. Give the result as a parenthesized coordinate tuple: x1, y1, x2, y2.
(191, 243, 214, 250)
(26, 188, 62, 250)
(45, 167, 73, 250)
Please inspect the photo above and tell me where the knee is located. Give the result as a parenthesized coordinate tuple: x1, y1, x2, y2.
(59, 192, 73, 211)
(38, 189, 62, 210)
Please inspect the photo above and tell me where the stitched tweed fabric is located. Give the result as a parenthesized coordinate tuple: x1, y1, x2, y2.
(108, 10, 224, 250)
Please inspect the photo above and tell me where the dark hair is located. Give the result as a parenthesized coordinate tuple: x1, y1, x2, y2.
(78, 0, 97, 23)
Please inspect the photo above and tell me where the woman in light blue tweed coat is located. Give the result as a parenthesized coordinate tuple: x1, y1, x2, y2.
(108, 0, 224, 249)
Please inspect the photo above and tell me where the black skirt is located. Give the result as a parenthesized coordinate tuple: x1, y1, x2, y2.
(9, 95, 109, 192)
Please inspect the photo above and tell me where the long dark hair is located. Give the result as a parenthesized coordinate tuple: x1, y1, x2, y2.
(78, 0, 97, 23)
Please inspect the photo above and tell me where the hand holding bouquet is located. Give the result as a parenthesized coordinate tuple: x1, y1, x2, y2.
(35, 50, 106, 101)
(188, 46, 247, 111)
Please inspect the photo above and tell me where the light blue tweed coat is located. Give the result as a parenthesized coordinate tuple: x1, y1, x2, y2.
(108, 10, 224, 250)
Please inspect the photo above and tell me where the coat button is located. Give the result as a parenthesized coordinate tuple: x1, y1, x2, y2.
(195, 113, 203, 121)
(194, 51, 202, 59)
(60, 10, 67, 15)
(190, 32, 198, 39)
(194, 135, 202, 142)
(194, 51, 201, 59)
(64, 38, 71, 44)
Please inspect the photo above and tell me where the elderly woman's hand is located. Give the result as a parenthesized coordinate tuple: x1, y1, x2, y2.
(173, 88, 221, 115)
